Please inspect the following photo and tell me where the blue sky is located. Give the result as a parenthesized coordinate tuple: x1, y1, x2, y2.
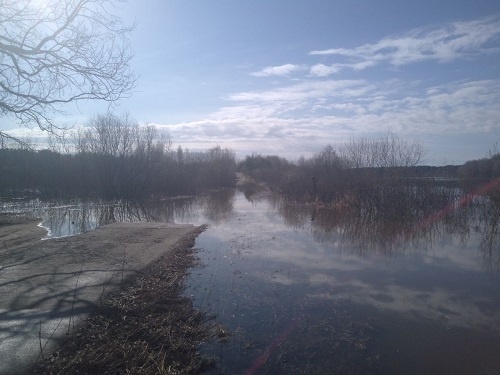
(4, 0, 500, 164)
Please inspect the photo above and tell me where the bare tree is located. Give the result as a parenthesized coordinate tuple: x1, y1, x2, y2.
(78, 113, 138, 157)
(75, 113, 171, 198)
(339, 132, 425, 168)
(0, 0, 136, 143)
(77, 113, 171, 156)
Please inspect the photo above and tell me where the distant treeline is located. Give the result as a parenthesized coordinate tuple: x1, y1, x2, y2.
(458, 153, 500, 201)
(2, 117, 498, 204)
(238, 134, 500, 225)
(239, 133, 435, 202)
(459, 153, 500, 183)
(239, 136, 499, 202)
(0, 114, 236, 199)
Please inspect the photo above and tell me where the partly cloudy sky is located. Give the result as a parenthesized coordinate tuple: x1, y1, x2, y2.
(3, 0, 500, 164)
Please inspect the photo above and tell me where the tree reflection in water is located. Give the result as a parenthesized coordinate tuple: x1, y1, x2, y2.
(478, 195, 500, 272)
(2, 185, 500, 270)
(267, 186, 500, 271)
(201, 189, 235, 224)
(0, 192, 236, 238)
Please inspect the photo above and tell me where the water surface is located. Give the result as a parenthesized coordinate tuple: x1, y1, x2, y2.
(186, 190, 500, 375)
(2, 189, 499, 374)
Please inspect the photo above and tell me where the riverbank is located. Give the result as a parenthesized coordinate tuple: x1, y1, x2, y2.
(0, 217, 213, 374)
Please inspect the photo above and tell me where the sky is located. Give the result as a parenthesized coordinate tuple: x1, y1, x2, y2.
(3, 0, 500, 165)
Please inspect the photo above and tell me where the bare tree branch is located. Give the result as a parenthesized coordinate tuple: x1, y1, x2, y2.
(0, 0, 136, 137)
(0, 130, 34, 150)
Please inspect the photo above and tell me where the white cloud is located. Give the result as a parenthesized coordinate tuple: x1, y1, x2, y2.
(310, 63, 342, 77)
(143, 17, 500, 161)
(309, 16, 500, 70)
(250, 63, 305, 77)
(153, 77, 500, 160)
(309, 61, 378, 77)
(228, 79, 371, 102)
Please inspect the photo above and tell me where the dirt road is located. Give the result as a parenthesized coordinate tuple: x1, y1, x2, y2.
(0, 218, 201, 374)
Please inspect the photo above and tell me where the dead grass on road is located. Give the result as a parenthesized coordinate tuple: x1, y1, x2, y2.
(33, 225, 217, 375)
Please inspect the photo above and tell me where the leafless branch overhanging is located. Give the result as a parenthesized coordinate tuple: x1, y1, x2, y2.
(0, 0, 136, 136)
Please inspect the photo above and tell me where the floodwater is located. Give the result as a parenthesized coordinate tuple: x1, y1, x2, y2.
(185, 188, 500, 374)
(0, 191, 232, 238)
(2, 187, 500, 374)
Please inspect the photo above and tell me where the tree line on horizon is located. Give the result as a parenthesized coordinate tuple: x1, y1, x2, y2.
(238, 134, 500, 230)
(1, 119, 498, 204)
(0, 114, 236, 199)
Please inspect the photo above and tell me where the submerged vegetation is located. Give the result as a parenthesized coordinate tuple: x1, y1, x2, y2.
(236, 133, 500, 268)
(240, 134, 499, 213)
(239, 134, 461, 241)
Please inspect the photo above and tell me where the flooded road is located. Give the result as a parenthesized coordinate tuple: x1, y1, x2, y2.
(186, 190, 500, 374)
(3, 188, 500, 374)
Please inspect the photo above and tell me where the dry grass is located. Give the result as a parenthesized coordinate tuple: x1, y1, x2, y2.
(33, 225, 218, 375)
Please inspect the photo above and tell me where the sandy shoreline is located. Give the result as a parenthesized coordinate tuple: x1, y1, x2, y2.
(0, 218, 205, 374)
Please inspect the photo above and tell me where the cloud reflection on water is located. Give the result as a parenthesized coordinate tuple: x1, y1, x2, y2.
(194, 190, 500, 338)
